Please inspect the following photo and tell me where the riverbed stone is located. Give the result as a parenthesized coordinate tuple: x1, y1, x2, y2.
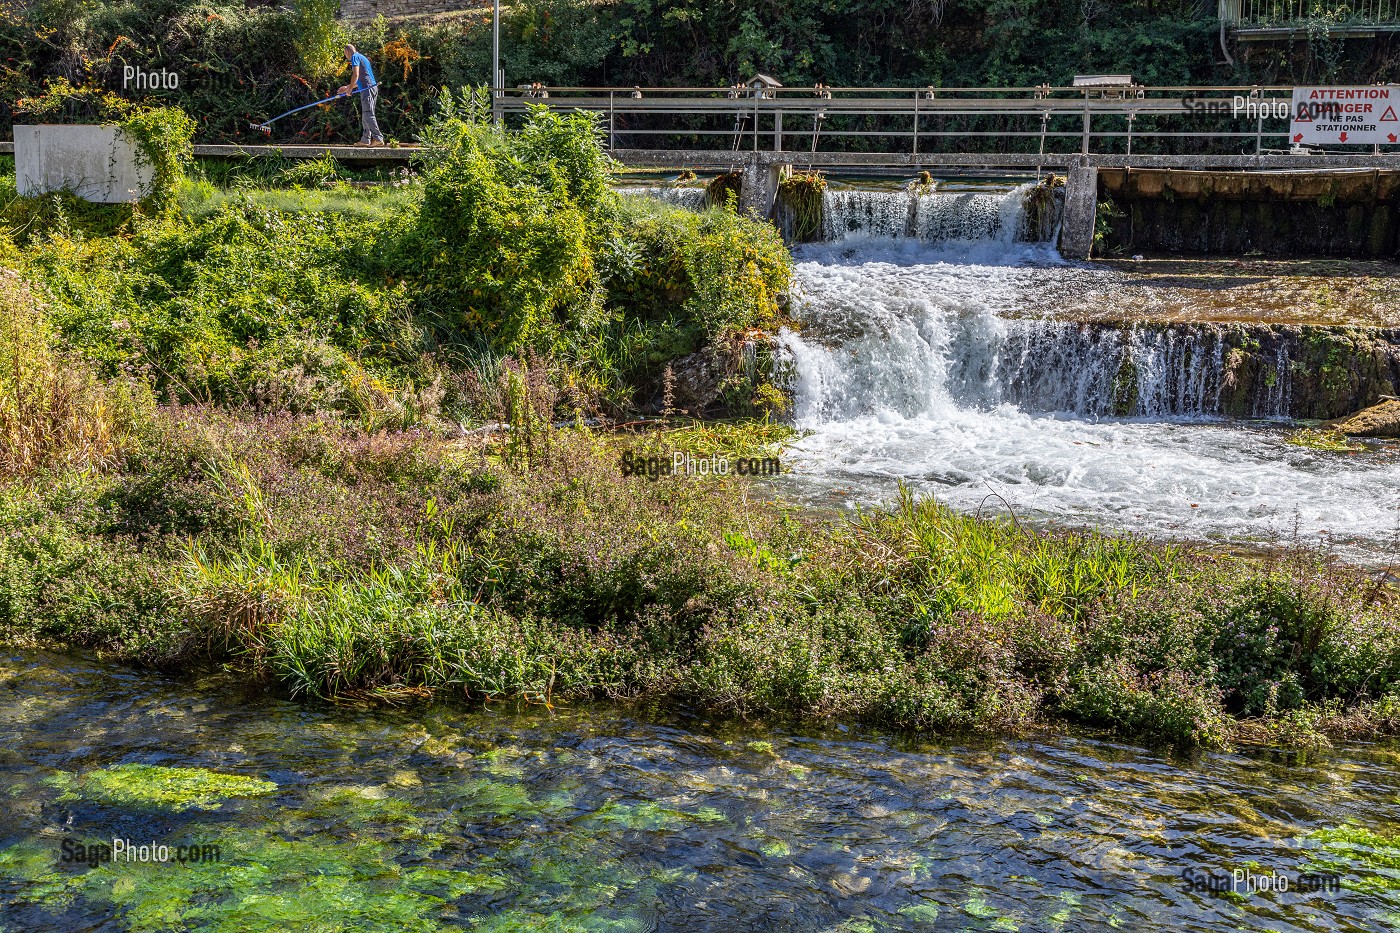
(1325, 398, 1400, 437)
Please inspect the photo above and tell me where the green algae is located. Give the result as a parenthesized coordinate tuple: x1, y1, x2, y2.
(898, 902, 941, 925)
(44, 765, 278, 812)
(449, 777, 542, 819)
(3, 773, 526, 930)
(0, 827, 508, 933)
(1303, 824, 1400, 894)
(298, 786, 436, 841)
(1287, 428, 1364, 453)
(759, 838, 792, 858)
(586, 801, 688, 831)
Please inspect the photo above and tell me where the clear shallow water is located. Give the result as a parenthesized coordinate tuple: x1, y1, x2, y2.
(778, 213, 1400, 564)
(3, 650, 1400, 932)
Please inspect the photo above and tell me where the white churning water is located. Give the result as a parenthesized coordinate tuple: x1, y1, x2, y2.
(778, 185, 1400, 562)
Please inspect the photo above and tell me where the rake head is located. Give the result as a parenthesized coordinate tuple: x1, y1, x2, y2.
(249, 123, 272, 136)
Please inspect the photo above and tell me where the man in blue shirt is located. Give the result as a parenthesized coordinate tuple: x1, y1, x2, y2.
(337, 44, 383, 147)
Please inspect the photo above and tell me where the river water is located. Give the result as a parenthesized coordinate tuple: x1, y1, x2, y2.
(776, 185, 1400, 564)
(1, 650, 1399, 931)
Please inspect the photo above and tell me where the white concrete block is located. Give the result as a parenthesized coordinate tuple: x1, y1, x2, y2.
(14, 124, 154, 203)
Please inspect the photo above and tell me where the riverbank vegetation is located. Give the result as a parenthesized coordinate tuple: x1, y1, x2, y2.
(1, 388, 1397, 750)
(2, 90, 790, 424)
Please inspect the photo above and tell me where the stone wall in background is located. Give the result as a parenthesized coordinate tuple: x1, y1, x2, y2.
(340, 0, 478, 21)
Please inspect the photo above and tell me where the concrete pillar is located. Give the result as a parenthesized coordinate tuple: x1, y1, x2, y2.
(739, 158, 785, 220)
(14, 124, 153, 203)
(1058, 159, 1099, 260)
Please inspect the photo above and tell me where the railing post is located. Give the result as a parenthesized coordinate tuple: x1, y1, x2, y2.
(775, 108, 783, 152)
(609, 92, 615, 151)
(1037, 111, 1048, 180)
(1082, 93, 1091, 155)
(913, 91, 919, 157)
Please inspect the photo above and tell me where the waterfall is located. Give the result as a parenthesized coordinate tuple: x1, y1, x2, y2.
(617, 186, 710, 211)
(783, 184, 1300, 421)
(777, 183, 1399, 562)
(782, 300, 1296, 422)
(820, 184, 1050, 244)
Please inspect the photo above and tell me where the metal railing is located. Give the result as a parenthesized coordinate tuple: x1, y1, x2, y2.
(497, 85, 1395, 159)
(1220, 0, 1400, 25)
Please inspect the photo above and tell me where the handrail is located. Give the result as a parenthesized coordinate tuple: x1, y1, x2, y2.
(1222, 0, 1400, 26)
(503, 85, 1310, 96)
(492, 84, 1400, 159)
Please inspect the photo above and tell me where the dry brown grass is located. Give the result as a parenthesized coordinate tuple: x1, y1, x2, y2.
(0, 271, 132, 478)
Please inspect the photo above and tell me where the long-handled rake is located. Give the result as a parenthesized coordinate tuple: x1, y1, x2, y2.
(249, 84, 377, 136)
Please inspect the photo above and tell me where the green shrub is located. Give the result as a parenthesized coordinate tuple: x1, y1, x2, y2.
(409, 90, 604, 351)
(0, 489, 183, 661)
(292, 0, 346, 79)
(1065, 658, 1231, 748)
(604, 194, 790, 339)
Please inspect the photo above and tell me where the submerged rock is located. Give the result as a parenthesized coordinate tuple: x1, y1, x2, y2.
(1326, 398, 1400, 437)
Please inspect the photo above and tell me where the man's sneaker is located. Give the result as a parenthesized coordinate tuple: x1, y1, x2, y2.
(371, 138, 387, 147)
(352, 140, 371, 148)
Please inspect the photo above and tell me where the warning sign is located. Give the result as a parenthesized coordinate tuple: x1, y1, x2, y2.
(1291, 86, 1399, 145)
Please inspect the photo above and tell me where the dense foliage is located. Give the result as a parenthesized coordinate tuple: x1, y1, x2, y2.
(3, 0, 1396, 144)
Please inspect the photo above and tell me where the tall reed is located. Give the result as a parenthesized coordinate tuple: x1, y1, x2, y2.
(0, 272, 131, 477)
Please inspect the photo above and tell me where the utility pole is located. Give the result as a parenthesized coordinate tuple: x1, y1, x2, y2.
(492, 0, 501, 123)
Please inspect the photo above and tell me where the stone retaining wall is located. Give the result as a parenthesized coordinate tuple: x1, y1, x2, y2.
(340, 0, 478, 21)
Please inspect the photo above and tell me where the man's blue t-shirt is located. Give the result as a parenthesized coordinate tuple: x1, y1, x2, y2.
(350, 52, 376, 91)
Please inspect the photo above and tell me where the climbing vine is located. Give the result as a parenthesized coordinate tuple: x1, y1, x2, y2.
(117, 106, 196, 213)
